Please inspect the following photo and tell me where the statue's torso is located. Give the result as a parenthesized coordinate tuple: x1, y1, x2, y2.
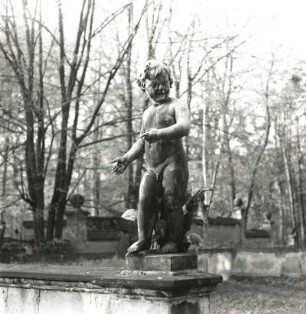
(143, 101, 187, 169)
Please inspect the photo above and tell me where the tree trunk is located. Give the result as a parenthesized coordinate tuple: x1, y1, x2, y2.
(296, 118, 306, 248)
(125, 4, 134, 209)
(2, 137, 9, 196)
(222, 113, 235, 208)
(92, 126, 101, 216)
(33, 183, 46, 247)
(185, 74, 192, 158)
(276, 181, 285, 246)
(282, 144, 296, 232)
(54, 199, 67, 239)
(202, 96, 208, 188)
(245, 61, 272, 227)
(54, 141, 79, 239)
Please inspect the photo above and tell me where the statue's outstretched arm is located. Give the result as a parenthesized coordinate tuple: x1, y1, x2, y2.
(110, 124, 145, 175)
(124, 137, 145, 163)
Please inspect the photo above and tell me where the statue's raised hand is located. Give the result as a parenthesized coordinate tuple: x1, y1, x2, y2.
(110, 156, 128, 175)
(140, 128, 160, 143)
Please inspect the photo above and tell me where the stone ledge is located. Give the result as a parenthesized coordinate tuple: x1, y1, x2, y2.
(0, 262, 222, 314)
(0, 263, 222, 298)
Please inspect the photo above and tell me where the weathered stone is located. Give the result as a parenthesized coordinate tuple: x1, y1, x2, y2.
(198, 249, 306, 278)
(232, 251, 282, 277)
(170, 299, 209, 314)
(0, 287, 7, 313)
(126, 253, 197, 272)
(198, 251, 232, 280)
(0, 285, 211, 314)
(6, 287, 39, 314)
(0, 263, 222, 314)
(282, 253, 303, 277)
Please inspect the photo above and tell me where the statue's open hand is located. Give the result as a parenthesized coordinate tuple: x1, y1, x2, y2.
(140, 128, 160, 143)
(110, 156, 128, 175)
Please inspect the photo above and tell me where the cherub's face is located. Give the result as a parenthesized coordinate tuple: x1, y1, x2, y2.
(145, 73, 170, 103)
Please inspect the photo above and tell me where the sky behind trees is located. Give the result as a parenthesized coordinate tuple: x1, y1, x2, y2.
(34, 0, 306, 58)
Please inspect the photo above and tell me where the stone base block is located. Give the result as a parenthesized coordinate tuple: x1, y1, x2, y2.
(126, 253, 197, 272)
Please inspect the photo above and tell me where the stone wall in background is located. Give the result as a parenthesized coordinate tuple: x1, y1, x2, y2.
(198, 249, 306, 280)
(193, 217, 272, 250)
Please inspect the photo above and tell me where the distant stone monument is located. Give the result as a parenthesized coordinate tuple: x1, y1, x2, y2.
(111, 60, 207, 256)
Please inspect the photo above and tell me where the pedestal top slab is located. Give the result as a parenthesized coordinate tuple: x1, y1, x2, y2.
(0, 262, 222, 294)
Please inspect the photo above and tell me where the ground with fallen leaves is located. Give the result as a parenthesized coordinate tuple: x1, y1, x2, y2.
(210, 276, 306, 314)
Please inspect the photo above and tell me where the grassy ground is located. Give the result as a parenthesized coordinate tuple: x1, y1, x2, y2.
(210, 276, 306, 314)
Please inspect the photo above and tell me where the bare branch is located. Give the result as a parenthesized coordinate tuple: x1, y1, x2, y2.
(78, 132, 138, 149)
(76, 0, 150, 145)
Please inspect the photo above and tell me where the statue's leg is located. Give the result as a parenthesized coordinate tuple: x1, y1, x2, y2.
(126, 172, 160, 256)
(160, 164, 188, 253)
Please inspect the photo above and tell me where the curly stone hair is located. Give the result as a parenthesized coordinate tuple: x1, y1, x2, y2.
(137, 60, 173, 92)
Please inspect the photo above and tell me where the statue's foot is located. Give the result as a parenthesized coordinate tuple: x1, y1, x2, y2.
(126, 239, 150, 256)
(160, 242, 179, 254)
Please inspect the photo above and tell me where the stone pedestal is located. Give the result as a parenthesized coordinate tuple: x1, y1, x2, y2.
(0, 253, 222, 314)
(123, 252, 222, 313)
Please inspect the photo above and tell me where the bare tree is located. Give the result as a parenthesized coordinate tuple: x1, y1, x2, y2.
(48, 0, 148, 239)
(0, 0, 50, 245)
(244, 58, 273, 230)
(0, 0, 148, 246)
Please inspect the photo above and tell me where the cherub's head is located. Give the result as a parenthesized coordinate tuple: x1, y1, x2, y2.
(137, 60, 173, 103)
